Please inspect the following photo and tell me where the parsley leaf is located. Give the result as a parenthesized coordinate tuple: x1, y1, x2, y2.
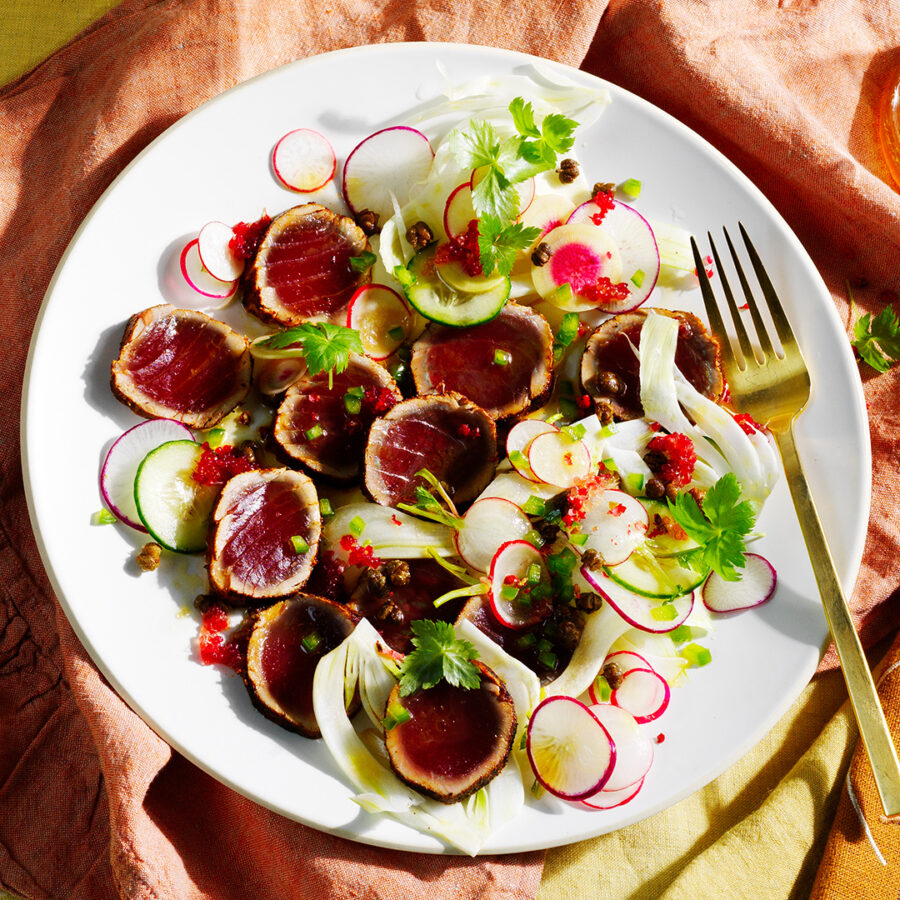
(666, 473, 756, 581)
(398, 620, 481, 697)
(477, 215, 542, 276)
(851, 302, 900, 373)
(448, 120, 520, 222)
(259, 322, 363, 389)
(509, 97, 540, 138)
(507, 99, 579, 182)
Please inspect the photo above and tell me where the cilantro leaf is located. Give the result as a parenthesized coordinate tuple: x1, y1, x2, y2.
(851, 303, 900, 373)
(667, 473, 756, 581)
(477, 215, 542, 276)
(260, 322, 363, 388)
(508, 100, 579, 182)
(398, 620, 481, 697)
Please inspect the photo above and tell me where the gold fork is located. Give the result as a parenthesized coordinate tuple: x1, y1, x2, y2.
(691, 225, 900, 817)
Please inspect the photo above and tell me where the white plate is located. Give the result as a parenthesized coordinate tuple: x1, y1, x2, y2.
(21, 44, 870, 854)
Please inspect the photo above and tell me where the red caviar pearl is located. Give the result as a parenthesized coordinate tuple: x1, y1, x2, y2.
(647, 433, 697, 487)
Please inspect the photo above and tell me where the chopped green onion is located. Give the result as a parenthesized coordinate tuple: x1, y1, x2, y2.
(538, 648, 558, 669)
(345, 385, 365, 398)
(387, 325, 406, 342)
(669, 624, 692, 643)
(558, 398, 578, 421)
(522, 495, 547, 517)
(319, 498, 334, 518)
(517, 633, 538, 648)
(349, 250, 377, 272)
(500, 583, 519, 602)
(290, 535, 310, 554)
(570, 533, 589, 547)
(680, 642, 712, 667)
(388, 360, 407, 381)
(552, 312, 581, 361)
(545, 412, 564, 425)
(382, 701, 412, 730)
(305, 423, 324, 441)
(650, 603, 678, 621)
(602, 457, 618, 472)
(493, 349, 512, 366)
(546, 548, 577, 576)
(624, 472, 645, 494)
(526, 563, 542, 585)
(343, 393, 362, 415)
(302, 630, 322, 652)
(537, 638, 553, 653)
(552, 283, 574, 306)
(562, 423, 586, 442)
(508, 449, 529, 470)
(206, 427, 226, 448)
(349, 515, 366, 537)
(91, 508, 117, 526)
(630, 269, 645, 288)
(524, 529, 544, 548)
(593, 674, 612, 702)
(393, 264, 415, 288)
(620, 178, 642, 198)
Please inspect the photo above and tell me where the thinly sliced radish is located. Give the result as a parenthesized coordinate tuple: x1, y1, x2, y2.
(443, 180, 476, 239)
(702, 553, 777, 613)
(588, 649, 655, 704)
(527, 430, 591, 488)
(456, 497, 532, 573)
(272, 128, 336, 192)
(506, 418, 558, 458)
(255, 357, 307, 395)
(587, 703, 654, 792)
(581, 777, 645, 810)
(526, 696, 615, 800)
(566, 200, 659, 311)
(489, 540, 550, 629)
(342, 126, 434, 221)
(531, 223, 623, 312)
(100, 419, 195, 530)
(581, 567, 694, 633)
(197, 221, 245, 282)
(575, 489, 649, 566)
(611, 668, 670, 723)
(180, 239, 238, 300)
(518, 193, 574, 240)
(346, 284, 412, 361)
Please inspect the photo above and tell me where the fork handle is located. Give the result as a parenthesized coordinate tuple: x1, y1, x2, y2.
(774, 425, 900, 816)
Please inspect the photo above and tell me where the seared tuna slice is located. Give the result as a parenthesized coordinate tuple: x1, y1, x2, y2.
(364, 393, 497, 508)
(580, 309, 724, 420)
(243, 593, 356, 737)
(410, 303, 553, 421)
(273, 353, 401, 481)
(110, 305, 251, 429)
(384, 661, 516, 803)
(243, 203, 371, 326)
(208, 468, 321, 604)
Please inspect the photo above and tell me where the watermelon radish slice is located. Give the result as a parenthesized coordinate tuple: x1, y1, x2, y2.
(574, 488, 649, 566)
(342, 126, 434, 222)
(526, 696, 616, 800)
(489, 540, 550, 629)
(581, 776, 645, 810)
(197, 221, 245, 282)
(518, 193, 574, 240)
(587, 703, 654, 792)
(581, 566, 694, 633)
(702, 553, 777, 613)
(100, 419, 195, 530)
(346, 284, 412, 361)
(179, 239, 238, 301)
(567, 199, 659, 310)
(456, 497, 532, 573)
(272, 128, 336, 192)
(611, 667, 671, 723)
(527, 430, 591, 488)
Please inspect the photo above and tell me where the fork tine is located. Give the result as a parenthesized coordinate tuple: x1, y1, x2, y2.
(706, 233, 755, 363)
(690, 236, 734, 368)
(723, 228, 776, 360)
(738, 222, 796, 350)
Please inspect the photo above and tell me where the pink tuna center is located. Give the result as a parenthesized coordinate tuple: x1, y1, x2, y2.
(550, 242, 604, 294)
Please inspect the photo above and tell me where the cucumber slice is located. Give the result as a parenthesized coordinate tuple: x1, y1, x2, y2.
(605, 551, 706, 600)
(641, 499, 701, 558)
(398, 246, 510, 326)
(134, 440, 220, 553)
(436, 259, 508, 294)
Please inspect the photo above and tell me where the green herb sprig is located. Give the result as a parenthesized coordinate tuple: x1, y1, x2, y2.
(850, 290, 900, 373)
(258, 322, 363, 389)
(398, 620, 481, 696)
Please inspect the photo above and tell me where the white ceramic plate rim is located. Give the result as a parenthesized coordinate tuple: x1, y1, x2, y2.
(21, 43, 871, 854)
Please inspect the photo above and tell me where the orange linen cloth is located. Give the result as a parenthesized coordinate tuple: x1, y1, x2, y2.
(1, 1, 900, 899)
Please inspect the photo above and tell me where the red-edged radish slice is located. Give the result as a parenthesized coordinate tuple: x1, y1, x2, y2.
(581, 567, 694, 633)
(456, 497, 532, 573)
(567, 200, 660, 311)
(506, 418, 558, 458)
(443, 180, 476, 239)
(180, 239, 238, 300)
(197, 221, 245, 282)
(702, 553, 777, 613)
(489, 540, 550, 629)
(272, 128, 336, 193)
(347, 284, 412, 361)
(527, 430, 591, 488)
(531, 223, 623, 312)
(576, 489, 649, 566)
(526, 696, 615, 800)
(581, 776, 645, 810)
(587, 703, 654, 792)
(611, 668, 670, 723)
(519, 193, 575, 240)
(342, 126, 434, 222)
(255, 357, 308, 395)
(100, 419, 195, 531)
(588, 649, 655, 705)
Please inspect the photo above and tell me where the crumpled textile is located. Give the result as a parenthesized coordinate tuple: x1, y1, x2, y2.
(2, 0, 900, 898)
